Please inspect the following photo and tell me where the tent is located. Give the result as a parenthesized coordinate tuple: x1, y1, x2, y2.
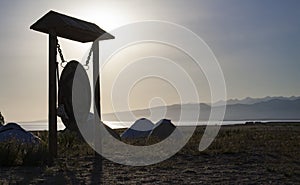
(121, 118, 154, 139)
(0, 123, 40, 144)
(148, 119, 176, 140)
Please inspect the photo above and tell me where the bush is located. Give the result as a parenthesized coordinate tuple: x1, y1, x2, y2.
(0, 141, 20, 166)
(22, 142, 49, 166)
(0, 139, 48, 166)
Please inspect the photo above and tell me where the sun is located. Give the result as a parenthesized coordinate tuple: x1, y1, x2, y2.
(56, 4, 133, 69)
(76, 5, 132, 31)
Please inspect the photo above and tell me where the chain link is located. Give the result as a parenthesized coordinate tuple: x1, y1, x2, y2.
(84, 46, 93, 69)
(57, 40, 68, 68)
(56, 39, 93, 70)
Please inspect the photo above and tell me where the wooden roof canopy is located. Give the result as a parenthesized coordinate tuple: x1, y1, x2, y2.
(30, 10, 114, 43)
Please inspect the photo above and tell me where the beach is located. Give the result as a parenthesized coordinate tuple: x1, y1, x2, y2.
(0, 123, 299, 184)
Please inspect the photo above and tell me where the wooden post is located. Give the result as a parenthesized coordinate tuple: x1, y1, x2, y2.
(93, 41, 101, 121)
(93, 40, 102, 182)
(93, 40, 101, 148)
(49, 30, 58, 159)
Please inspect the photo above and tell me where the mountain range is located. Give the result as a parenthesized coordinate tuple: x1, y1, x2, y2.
(103, 96, 300, 121)
(213, 96, 300, 106)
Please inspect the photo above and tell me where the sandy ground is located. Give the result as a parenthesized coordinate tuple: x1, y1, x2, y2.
(0, 123, 299, 184)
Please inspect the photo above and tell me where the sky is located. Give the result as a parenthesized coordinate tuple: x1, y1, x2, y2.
(0, 0, 299, 122)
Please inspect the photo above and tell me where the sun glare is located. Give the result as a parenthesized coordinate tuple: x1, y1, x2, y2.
(77, 6, 132, 31)
(56, 4, 133, 68)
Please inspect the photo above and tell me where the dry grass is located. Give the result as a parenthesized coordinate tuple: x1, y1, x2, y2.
(0, 123, 299, 184)
(0, 140, 48, 166)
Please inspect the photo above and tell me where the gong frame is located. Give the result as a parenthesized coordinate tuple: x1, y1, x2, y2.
(30, 10, 114, 160)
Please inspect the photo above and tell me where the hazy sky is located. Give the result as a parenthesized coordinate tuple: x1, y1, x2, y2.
(0, 0, 299, 121)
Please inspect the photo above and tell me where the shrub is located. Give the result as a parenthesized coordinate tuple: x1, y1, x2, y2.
(0, 139, 48, 166)
(0, 141, 20, 166)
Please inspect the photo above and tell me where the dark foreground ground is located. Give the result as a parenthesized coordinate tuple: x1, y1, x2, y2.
(0, 123, 299, 184)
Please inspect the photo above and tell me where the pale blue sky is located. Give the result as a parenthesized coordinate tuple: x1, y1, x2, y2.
(0, 0, 299, 121)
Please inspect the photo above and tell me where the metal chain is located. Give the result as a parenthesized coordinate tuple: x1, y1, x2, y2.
(84, 46, 93, 70)
(56, 39, 93, 70)
(57, 40, 67, 68)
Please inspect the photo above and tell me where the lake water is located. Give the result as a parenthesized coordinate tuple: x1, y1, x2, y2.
(17, 119, 300, 131)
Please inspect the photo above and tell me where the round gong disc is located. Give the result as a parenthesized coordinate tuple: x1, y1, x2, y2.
(58, 60, 91, 131)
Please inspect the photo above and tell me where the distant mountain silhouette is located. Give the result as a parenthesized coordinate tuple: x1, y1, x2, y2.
(214, 96, 300, 106)
(221, 98, 300, 120)
(103, 97, 300, 121)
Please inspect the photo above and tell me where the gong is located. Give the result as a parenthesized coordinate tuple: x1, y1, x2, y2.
(58, 60, 91, 131)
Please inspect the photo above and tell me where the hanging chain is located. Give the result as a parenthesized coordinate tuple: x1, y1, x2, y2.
(84, 46, 93, 70)
(56, 39, 93, 70)
(57, 40, 68, 68)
